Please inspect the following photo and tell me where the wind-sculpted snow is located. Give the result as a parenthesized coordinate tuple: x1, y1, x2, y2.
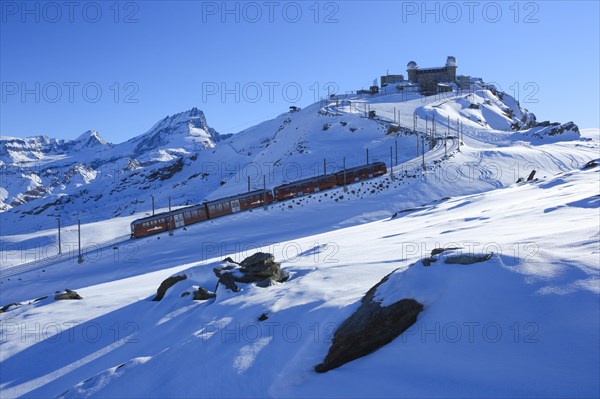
(0, 157, 598, 398)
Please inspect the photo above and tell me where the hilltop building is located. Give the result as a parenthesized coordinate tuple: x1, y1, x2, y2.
(380, 74, 404, 87)
(407, 56, 457, 93)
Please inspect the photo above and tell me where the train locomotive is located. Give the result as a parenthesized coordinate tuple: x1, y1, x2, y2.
(130, 161, 386, 238)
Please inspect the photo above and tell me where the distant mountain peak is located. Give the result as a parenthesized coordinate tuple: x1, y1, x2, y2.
(130, 107, 220, 155)
(74, 130, 107, 147)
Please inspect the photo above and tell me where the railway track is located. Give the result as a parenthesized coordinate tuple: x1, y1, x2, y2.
(0, 234, 131, 279)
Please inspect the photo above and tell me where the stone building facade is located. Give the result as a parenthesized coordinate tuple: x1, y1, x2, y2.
(380, 74, 405, 87)
(407, 56, 457, 92)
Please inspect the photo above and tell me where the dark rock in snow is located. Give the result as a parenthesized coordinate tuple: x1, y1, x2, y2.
(445, 253, 493, 265)
(0, 303, 22, 313)
(431, 247, 462, 257)
(258, 313, 269, 321)
(583, 160, 598, 169)
(152, 275, 187, 301)
(424, 248, 492, 266)
(315, 271, 423, 373)
(255, 277, 278, 288)
(214, 252, 289, 291)
(240, 252, 274, 270)
(527, 170, 537, 181)
(193, 287, 216, 300)
(33, 296, 48, 303)
(218, 272, 240, 292)
(55, 289, 83, 300)
(422, 257, 435, 267)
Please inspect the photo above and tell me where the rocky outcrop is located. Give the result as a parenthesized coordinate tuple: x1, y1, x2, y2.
(445, 253, 493, 265)
(193, 287, 216, 301)
(0, 296, 49, 313)
(315, 272, 423, 373)
(213, 253, 289, 292)
(54, 289, 83, 300)
(0, 303, 21, 313)
(423, 247, 492, 266)
(151, 253, 288, 302)
(583, 159, 598, 169)
(152, 275, 187, 301)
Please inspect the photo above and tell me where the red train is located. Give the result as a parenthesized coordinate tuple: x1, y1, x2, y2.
(273, 174, 338, 200)
(131, 161, 386, 238)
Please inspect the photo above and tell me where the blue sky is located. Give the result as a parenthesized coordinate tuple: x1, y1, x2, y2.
(1, 1, 599, 143)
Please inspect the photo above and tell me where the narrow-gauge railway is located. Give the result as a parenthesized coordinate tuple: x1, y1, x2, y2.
(130, 161, 386, 238)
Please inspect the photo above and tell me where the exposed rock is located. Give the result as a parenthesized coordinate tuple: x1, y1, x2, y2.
(315, 272, 423, 373)
(240, 252, 274, 270)
(33, 296, 48, 303)
(218, 272, 240, 292)
(424, 248, 491, 267)
(54, 289, 83, 300)
(193, 287, 216, 300)
(240, 261, 281, 278)
(0, 302, 22, 313)
(222, 256, 239, 264)
(527, 170, 537, 181)
(445, 253, 493, 265)
(422, 257, 435, 267)
(424, 247, 462, 265)
(214, 253, 289, 291)
(152, 275, 187, 301)
(255, 278, 278, 288)
(583, 160, 598, 169)
(258, 313, 269, 321)
(431, 247, 461, 256)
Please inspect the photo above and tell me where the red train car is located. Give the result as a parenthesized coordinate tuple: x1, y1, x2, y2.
(205, 189, 274, 219)
(273, 174, 338, 201)
(130, 204, 208, 238)
(130, 162, 388, 239)
(335, 162, 387, 186)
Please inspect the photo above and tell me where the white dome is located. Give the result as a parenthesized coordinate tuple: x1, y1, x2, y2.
(407, 61, 418, 70)
(446, 56, 457, 67)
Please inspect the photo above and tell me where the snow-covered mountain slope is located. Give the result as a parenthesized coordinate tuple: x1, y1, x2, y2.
(118, 107, 222, 158)
(0, 153, 598, 398)
(0, 108, 229, 216)
(1, 87, 596, 270)
(0, 87, 585, 223)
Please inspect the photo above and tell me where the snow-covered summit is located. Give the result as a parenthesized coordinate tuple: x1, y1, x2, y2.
(73, 130, 107, 148)
(126, 107, 221, 156)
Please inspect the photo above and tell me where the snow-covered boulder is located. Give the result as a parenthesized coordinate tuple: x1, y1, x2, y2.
(213, 252, 290, 291)
(54, 289, 83, 300)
